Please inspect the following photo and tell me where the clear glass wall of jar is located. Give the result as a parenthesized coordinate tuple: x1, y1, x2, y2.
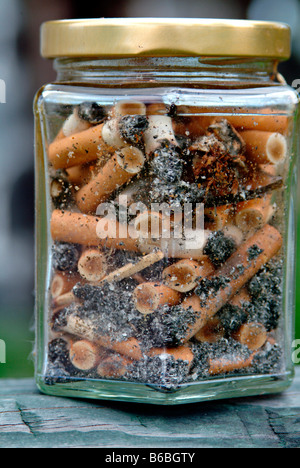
(34, 19, 299, 404)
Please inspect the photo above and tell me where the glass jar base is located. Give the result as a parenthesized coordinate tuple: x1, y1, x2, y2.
(36, 371, 294, 406)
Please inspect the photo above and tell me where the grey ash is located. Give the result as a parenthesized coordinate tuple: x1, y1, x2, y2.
(246, 259, 283, 331)
(150, 179, 206, 206)
(72, 281, 141, 342)
(247, 244, 264, 261)
(48, 338, 69, 365)
(45, 337, 78, 385)
(137, 304, 197, 348)
(150, 144, 184, 184)
(217, 304, 248, 334)
(195, 276, 230, 305)
(203, 231, 237, 267)
(125, 354, 190, 390)
(119, 115, 149, 147)
(250, 342, 282, 374)
(51, 171, 73, 209)
(190, 338, 252, 379)
(52, 242, 80, 272)
(77, 102, 106, 124)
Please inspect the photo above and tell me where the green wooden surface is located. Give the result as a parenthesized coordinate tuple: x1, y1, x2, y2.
(0, 370, 300, 448)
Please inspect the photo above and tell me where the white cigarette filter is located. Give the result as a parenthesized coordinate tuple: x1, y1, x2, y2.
(101, 118, 126, 148)
(62, 109, 91, 137)
(143, 115, 178, 154)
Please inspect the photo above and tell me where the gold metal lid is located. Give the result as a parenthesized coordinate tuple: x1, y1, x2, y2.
(41, 18, 291, 60)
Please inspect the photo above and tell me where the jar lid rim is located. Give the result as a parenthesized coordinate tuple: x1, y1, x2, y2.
(40, 18, 291, 60)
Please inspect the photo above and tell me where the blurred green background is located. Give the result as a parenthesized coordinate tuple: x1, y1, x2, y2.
(1, 0, 300, 378)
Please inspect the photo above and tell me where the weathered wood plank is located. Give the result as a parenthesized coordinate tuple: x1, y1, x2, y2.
(0, 370, 299, 447)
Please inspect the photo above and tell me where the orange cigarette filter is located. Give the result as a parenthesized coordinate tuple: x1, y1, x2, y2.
(194, 317, 225, 344)
(99, 336, 143, 361)
(76, 146, 145, 214)
(209, 353, 256, 376)
(96, 354, 133, 378)
(53, 291, 77, 309)
(229, 288, 251, 308)
(133, 282, 181, 315)
(232, 322, 268, 351)
(69, 340, 101, 371)
(114, 100, 147, 116)
(173, 110, 289, 139)
(51, 272, 80, 299)
(162, 260, 201, 293)
(181, 295, 209, 332)
(204, 205, 232, 231)
(162, 257, 214, 293)
(51, 209, 139, 252)
(78, 248, 108, 283)
(149, 345, 194, 367)
(184, 224, 282, 342)
(235, 194, 274, 232)
(240, 130, 287, 165)
(48, 123, 113, 169)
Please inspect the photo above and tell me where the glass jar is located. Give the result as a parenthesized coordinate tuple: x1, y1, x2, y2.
(34, 18, 299, 405)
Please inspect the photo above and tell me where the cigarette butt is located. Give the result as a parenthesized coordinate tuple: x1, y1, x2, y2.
(181, 294, 210, 335)
(143, 115, 178, 155)
(235, 195, 273, 232)
(146, 103, 168, 115)
(173, 110, 289, 137)
(53, 291, 77, 309)
(240, 130, 287, 165)
(232, 322, 268, 351)
(48, 123, 113, 169)
(227, 114, 289, 134)
(101, 118, 127, 147)
(51, 272, 80, 299)
(194, 317, 225, 344)
(62, 110, 91, 138)
(133, 282, 181, 315)
(66, 163, 100, 187)
(69, 340, 101, 371)
(76, 147, 145, 213)
(149, 345, 194, 367)
(62, 314, 143, 360)
(100, 337, 143, 361)
(173, 116, 213, 138)
(181, 294, 202, 312)
(114, 100, 146, 116)
(209, 352, 256, 375)
(204, 205, 232, 231)
(51, 210, 139, 252)
(162, 260, 200, 292)
(101, 250, 164, 283)
(229, 288, 251, 308)
(96, 354, 133, 378)
(78, 248, 108, 283)
(184, 224, 283, 342)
